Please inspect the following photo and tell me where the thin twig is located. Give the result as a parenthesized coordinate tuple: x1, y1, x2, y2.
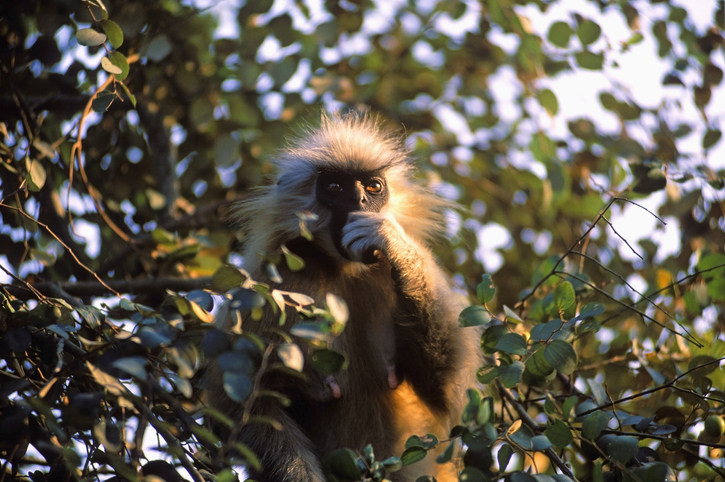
(0, 201, 121, 297)
(557, 270, 701, 347)
(496, 380, 579, 481)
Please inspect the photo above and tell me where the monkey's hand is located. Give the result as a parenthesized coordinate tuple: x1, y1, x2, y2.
(341, 212, 406, 264)
(343, 211, 434, 304)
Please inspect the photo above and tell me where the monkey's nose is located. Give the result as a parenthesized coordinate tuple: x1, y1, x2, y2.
(350, 183, 366, 204)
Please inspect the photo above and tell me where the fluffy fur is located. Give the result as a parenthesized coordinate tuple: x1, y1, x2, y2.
(232, 114, 449, 274)
(214, 112, 480, 482)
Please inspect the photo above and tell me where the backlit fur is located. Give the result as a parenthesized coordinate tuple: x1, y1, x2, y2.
(231, 114, 449, 273)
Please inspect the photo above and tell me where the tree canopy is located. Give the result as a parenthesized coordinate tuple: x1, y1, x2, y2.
(1, 0, 724, 481)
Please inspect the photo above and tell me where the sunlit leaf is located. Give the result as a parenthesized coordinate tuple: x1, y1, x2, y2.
(26, 159, 46, 192)
(77, 28, 106, 46)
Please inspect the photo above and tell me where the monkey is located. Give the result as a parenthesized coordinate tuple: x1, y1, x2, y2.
(210, 112, 481, 482)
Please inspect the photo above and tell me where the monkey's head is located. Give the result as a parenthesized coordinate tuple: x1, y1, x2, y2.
(231, 112, 451, 271)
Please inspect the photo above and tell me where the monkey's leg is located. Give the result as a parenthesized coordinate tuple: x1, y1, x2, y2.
(240, 403, 325, 482)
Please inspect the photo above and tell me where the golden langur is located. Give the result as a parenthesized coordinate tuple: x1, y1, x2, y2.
(210, 112, 481, 482)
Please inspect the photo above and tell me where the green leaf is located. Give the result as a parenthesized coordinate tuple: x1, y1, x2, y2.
(532, 255, 559, 287)
(562, 395, 578, 420)
(222, 372, 252, 402)
(703, 129, 722, 150)
(91, 91, 115, 113)
(459, 305, 492, 327)
(697, 253, 725, 280)
(582, 411, 610, 440)
(109, 51, 129, 81)
(400, 446, 428, 466)
(145, 34, 172, 62)
(494, 333, 527, 355)
(575, 50, 604, 70)
(26, 159, 47, 191)
(601, 435, 638, 464)
(229, 288, 266, 311)
(212, 266, 247, 291)
(481, 324, 507, 354)
(217, 351, 256, 375)
(531, 435, 553, 452)
(112, 357, 148, 380)
(281, 244, 305, 272)
(537, 88, 559, 116)
(77, 28, 107, 46)
(577, 19, 602, 46)
(499, 361, 524, 388)
(553, 281, 575, 312)
(118, 81, 137, 107)
(477, 274, 496, 304)
(548, 21, 572, 48)
(189, 97, 214, 130)
(459, 466, 491, 482)
(405, 434, 439, 450)
(627, 462, 678, 482)
(311, 349, 348, 375)
(545, 420, 573, 448)
(323, 448, 362, 481)
(497, 443, 513, 472)
(100, 19, 123, 48)
(270, 58, 298, 87)
(214, 134, 239, 168)
(75, 305, 105, 329)
(632, 167, 667, 194)
(525, 348, 554, 377)
(543, 340, 578, 374)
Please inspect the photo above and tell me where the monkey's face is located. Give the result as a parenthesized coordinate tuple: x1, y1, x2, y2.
(315, 170, 389, 263)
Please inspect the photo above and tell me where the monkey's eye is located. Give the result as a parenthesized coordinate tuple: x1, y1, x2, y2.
(326, 182, 342, 193)
(365, 180, 383, 194)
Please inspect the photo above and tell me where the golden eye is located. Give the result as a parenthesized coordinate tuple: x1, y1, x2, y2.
(326, 183, 341, 193)
(365, 180, 383, 193)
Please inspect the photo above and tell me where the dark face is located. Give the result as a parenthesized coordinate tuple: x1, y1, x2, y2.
(315, 170, 389, 262)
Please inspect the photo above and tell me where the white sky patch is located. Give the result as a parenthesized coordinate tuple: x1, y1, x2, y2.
(0, 256, 13, 284)
(69, 219, 101, 258)
(432, 103, 475, 146)
(475, 222, 514, 273)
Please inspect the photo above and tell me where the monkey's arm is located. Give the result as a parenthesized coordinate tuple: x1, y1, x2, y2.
(341, 212, 465, 410)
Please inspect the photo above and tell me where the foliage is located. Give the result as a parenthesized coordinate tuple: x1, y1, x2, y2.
(1, 0, 725, 481)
